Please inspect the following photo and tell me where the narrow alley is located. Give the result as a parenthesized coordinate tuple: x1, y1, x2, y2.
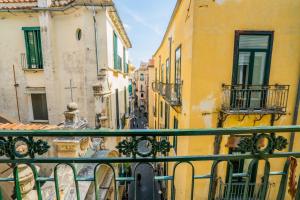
(127, 108, 163, 200)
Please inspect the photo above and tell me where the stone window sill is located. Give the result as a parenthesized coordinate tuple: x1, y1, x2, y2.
(30, 120, 49, 124)
(23, 68, 44, 72)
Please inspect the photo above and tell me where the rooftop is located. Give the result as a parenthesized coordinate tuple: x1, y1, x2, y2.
(0, 123, 59, 130)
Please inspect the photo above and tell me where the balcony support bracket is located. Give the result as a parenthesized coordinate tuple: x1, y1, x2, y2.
(238, 114, 247, 122)
(254, 114, 267, 124)
(218, 111, 229, 124)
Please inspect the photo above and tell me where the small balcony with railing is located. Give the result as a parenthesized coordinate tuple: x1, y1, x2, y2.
(165, 83, 182, 106)
(216, 179, 275, 200)
(159, 82, 166, 96)
(221, 84, 289, 115)
(151, 81, 159, 93)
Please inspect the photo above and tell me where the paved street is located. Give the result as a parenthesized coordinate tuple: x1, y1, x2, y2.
(127, 108, 162, 200)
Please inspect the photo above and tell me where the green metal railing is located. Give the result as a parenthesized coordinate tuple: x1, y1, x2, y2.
(216, 179, 275, 200)
(0, 126, 299, 199)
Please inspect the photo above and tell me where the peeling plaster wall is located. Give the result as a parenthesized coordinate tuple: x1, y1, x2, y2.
(0, 7, 130, 127)
(0, 13, 40, 123)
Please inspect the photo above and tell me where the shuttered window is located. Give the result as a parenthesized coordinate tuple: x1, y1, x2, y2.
(22, 27, 43, 69)
(239, 35, 269, 49)
(113, 32, 119, 70)
(123, 47, 128, 73)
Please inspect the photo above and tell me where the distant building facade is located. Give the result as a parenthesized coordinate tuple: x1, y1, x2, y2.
(134, 60, 154, 114)
(0, 0, 132, 129)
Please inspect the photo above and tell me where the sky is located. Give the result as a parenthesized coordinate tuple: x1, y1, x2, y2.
(114, 0, 177, 67)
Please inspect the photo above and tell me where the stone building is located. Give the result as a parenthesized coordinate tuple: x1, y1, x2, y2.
(134, 60, 154, 114)
(0, 0, 132, 128)
(0, 102, 121, 199)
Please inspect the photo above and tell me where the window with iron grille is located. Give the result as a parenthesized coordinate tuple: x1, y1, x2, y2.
(22, 27, 43, 69)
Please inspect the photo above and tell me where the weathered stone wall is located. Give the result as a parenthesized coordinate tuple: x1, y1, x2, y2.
(0, 6, 130, 128)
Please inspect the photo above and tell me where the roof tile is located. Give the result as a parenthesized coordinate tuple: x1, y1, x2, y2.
(0, 123, 59, 130)
(0, 0, 36, 3)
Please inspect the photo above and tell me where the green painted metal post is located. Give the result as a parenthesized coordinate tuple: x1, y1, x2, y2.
(276, 159, 291, 200)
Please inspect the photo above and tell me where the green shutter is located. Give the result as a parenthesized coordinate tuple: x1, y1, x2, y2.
(23, 27, 43, 69)
(123, 47, 126, 73)
(113, 32, 118, 70)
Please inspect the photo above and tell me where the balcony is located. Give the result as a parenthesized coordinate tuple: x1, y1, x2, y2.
(0, 126, 299, 199)
(151, 81, 159, 92)
(159, 82, 166, 96)
(165, 83, 182, 106)
(216, 179, 275, 200)
(221, 84, 289, 115)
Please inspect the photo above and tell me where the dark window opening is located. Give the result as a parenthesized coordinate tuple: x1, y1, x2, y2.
(31, 93, 48, 120)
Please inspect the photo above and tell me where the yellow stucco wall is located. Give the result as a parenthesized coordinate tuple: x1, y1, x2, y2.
(150, 0, 300, 199)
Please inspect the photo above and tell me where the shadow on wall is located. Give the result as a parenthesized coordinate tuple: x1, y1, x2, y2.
(0, 114, 12, 123)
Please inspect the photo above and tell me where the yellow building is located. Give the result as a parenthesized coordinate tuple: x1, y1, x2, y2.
(149, 0, 300, 199)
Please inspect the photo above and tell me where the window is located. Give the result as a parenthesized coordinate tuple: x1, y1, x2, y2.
(173, 117, 178, 153)
(175, 46, 181, 97)
(160, 101, 163, 117)
(31, 94, 48, 120)
(140, 73, 144, 81)
(23, 27, 43, 69)
(232, 31, 273, 109)
(123, 47, 128, 73)
(166, 58, 170, 83)
(76, 28, 82, 41)
(233, 32, 273, 85)
(161, 64, 164, 83)
(140, 84, 143, 91)
(113, 31, 119, 70)
(141, 93, 144, 98)
(155, 94, 157, 116)
(165, 103, 170, 129)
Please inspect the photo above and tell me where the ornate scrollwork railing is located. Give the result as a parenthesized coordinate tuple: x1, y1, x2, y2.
(0, 126, 298, 200)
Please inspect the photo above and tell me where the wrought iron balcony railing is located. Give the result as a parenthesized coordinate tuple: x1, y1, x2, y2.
(165, 83, 182, 106)
(151, 81, 159, 93)
(159, 82, 166, 96)
(0, 126, 299, 199)
(221, 84, 289, 115)
(216, 179, 275, 200)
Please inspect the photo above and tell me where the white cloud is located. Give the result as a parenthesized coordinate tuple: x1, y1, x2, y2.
(117, 2, 163, 36)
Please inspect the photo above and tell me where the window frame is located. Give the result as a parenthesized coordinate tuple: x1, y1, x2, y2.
(113, 31, 119, 70)
(231, 31, 274, 86)
(31, 93, 48, 121)
(174, 45, 182, 85)
(160, 101, 163, 117)
(22, 27, 43, 69)
(166, 58, 170, 83)
(173, 116, 178, 153)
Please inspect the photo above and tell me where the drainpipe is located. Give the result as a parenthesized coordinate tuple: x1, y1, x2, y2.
(289, 78, 300, 151)
(92, 6, 99, 74)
